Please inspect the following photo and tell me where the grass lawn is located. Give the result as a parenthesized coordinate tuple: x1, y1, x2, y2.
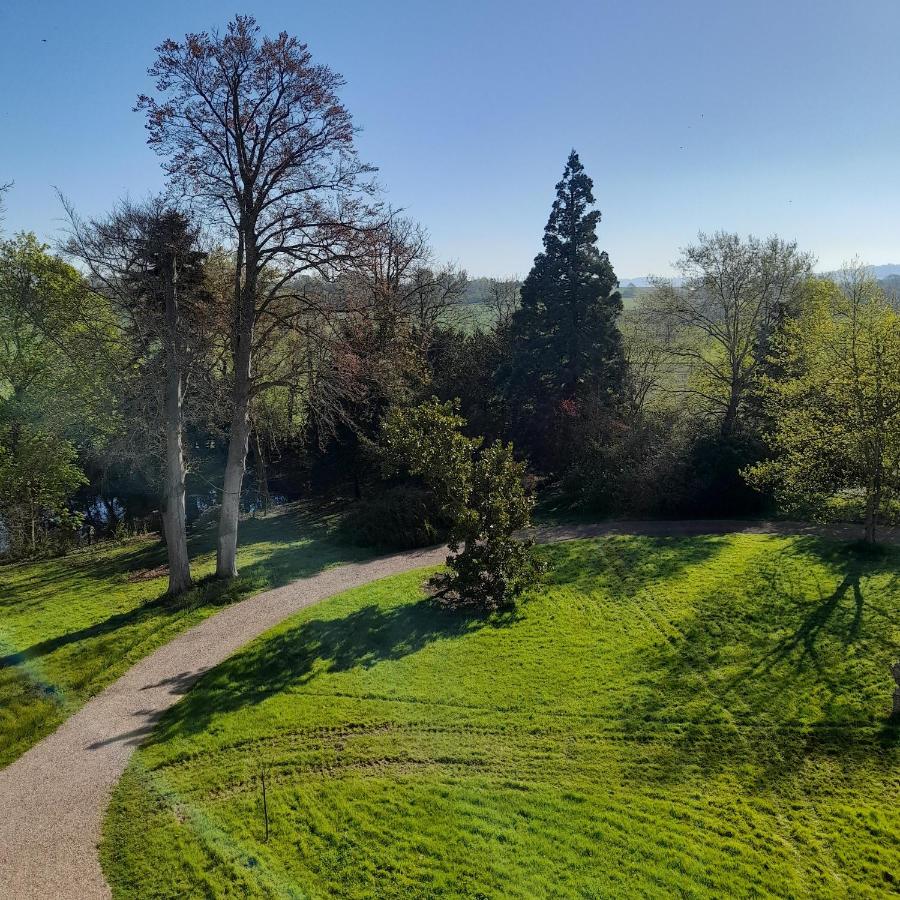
(0, 502, 372, 769)
(102, 534, 900, 898)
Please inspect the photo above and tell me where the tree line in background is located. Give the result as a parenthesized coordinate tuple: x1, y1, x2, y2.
(1, 17, 898, 608)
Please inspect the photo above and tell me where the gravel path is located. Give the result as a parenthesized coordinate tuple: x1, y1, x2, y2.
(0, 519, 896, 899)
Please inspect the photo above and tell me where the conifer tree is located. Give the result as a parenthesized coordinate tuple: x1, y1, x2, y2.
(501, 150, 625, 469)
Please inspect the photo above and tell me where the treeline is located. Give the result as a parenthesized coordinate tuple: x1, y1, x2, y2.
(1, 16, 899, 590)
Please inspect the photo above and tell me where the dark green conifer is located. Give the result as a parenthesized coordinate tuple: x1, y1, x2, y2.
(501, 150, 625, 469)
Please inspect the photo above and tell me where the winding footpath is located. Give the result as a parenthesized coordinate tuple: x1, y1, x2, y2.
(1, 520, 897, 899)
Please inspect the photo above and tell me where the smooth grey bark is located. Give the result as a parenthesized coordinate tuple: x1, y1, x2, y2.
(216, 396, 250, 579)
(162, 363, 191, 595)
(215, 254, 256, 579)
(162, 254, 192, 595)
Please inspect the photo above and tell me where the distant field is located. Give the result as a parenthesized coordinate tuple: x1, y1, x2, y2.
(0, 503, 370, 768)
(103, 534, 899, 898)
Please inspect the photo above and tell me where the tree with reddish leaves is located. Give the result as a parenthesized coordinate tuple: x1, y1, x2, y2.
(138, 15, 378, 578)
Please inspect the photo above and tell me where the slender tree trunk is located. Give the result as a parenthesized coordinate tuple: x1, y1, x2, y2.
(162, 364, 192, 595)
(254, 429, 270, 516)
(864, 475, 881, 545)
(216, 380, 251, 578)
(29, 491, 36, 554)
(162, 255, 192, 596)
(216, 236, 258, 580)
(720, 382, 741, 439)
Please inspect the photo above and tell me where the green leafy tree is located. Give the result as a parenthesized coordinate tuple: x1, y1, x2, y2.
(0, 424, 86, 553)
(0, 234, 116, 554)
(746, 270, 900, 542)
(501, 150, 625, 469)
(0, 233, 116, 442)
(383, 399, 541, 611)
(446, 441, 542, 609)
(65, 200, 215, 595)
(382, 400, 474, 518)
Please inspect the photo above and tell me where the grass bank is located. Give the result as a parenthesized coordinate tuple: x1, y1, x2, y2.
(103, 534, 899, 898)
(0, 503, 371, 768)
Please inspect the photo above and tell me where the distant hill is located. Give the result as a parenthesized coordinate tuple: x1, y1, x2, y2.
(465, 267, 900, 310)
(880, 274, 900, 301)
(869, 264, 900, 279)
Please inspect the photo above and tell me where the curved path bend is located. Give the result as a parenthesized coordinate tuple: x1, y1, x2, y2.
(1, 519, 897, 899)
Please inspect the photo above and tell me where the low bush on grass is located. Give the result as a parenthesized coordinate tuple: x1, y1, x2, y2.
(382, 399, 542, 611)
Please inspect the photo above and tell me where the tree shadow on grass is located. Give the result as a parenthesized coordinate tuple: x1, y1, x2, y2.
(0, 576, 243, 672)
(185, 498, 352, 559)
(148, 598, 511, 745)
(0, 506, 373, 671)
(232, 538, 373, 593)
(0, 540, 168, 610)
(618, 537, 900, 786)
(539, 533, 726, 596)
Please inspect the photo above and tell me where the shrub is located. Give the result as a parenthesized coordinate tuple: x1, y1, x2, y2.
(382, 399, 542, 611)
(432, 440, 542, 611)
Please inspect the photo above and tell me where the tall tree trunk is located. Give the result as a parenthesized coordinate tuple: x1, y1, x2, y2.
(162, 254, 192, 596)
(720, 385, 741, 439)
(216, 390, 250, 578)
(162, 363, 192, 595)
(216, 236, 257, 580)
(216, 328, 253, 579)
(254, 429, 270, 516)
(29, 490, 36, 554)
(864, 476, 881, 545)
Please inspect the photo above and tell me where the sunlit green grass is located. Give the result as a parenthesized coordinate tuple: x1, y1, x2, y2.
(103, 534, 900, 898)
(0, 503, 371, 768)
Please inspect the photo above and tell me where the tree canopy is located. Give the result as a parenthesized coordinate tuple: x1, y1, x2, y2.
(747, 271, 900, 541)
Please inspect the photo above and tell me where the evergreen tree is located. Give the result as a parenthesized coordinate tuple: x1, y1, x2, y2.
(501, 150, 625, 470)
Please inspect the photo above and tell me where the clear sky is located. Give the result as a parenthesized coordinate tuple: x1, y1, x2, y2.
(2, 0, 899, 279)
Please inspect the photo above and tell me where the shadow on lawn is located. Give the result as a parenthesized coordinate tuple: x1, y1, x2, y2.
(620, 537, 900, 785)
(0, 540, 168, 610)
(0, 504, 370, 671)
(540, 533, 726, 596)
(148, 598, 507, 744)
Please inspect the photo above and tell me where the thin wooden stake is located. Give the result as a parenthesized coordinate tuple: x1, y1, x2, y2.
(261, 768, 269, 842)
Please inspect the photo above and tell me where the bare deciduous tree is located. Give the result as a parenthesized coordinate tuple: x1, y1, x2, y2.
(303, 214, 466, 478)
(339, 214, 466, 345)
(138, 16, 378, 578)
(644, 232, 814, 436)
(482, 278, 520, 331)
(620, 306, 668, 415)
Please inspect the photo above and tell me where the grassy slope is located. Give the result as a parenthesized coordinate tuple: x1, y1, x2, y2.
(0, 503, 372, 768)
(103, 534, 900, 898)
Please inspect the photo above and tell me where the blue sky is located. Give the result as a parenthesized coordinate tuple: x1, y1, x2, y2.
(2, 0, 899, 279)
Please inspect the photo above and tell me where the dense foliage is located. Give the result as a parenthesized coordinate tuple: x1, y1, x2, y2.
(747, 272, 900, 541)
(382, 400, 541, 610)
(501, 150, 625, 471)
(2, 15, 898, 562)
